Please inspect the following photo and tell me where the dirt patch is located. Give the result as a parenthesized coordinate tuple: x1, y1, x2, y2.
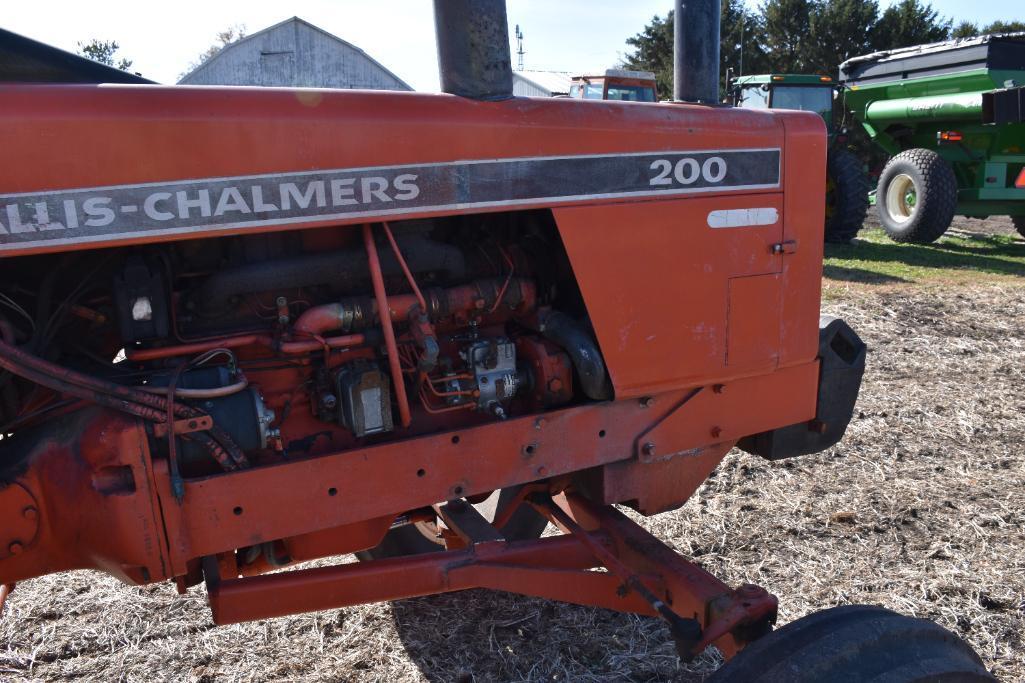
(864, 214, 1021, 241)
(1, 283, 1023, 681)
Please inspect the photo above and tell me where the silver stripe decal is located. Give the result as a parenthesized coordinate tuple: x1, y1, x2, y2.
(0, 148, 781, 254)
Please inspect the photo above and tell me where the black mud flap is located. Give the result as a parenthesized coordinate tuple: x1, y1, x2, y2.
(738, 316, 866, 460)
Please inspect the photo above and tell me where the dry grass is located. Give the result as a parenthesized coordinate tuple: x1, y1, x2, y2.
(1, 234, 1023, 681)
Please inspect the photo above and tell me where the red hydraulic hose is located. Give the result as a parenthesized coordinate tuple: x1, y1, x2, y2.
(0, 338, 247, 468)
(381, 221, 428, 313)
(363, 223, 411, 428)
(0, 337, 192, 419)
(125, 333, 366, 362)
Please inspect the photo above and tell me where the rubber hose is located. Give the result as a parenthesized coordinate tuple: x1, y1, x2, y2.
(536, 311, 612, 401)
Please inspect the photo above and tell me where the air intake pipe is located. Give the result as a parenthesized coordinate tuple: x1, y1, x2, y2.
(673, 0, 721, 103)
(433, 0, 514, 100)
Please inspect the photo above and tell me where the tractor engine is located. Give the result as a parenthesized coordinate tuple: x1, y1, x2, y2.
(1, 215, 584, 472)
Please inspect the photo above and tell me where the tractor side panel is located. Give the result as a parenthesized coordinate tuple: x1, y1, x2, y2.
(554, 194, 784, 397)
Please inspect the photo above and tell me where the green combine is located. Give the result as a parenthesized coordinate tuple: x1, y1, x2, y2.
(840, 33, 1025, 243)
(730, 73, 870, 243)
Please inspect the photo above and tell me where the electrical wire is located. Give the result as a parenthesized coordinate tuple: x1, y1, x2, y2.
(0, 293, 35, 334)
(0, 338, 248, 472)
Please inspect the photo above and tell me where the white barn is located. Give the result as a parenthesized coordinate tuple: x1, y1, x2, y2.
(179, 17, 412, 91)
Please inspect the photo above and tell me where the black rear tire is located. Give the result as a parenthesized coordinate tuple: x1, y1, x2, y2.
(824, 148, 869, 243)
(876, 149, 957, 243)
(1012, 215, 1025, 239)
(709, 605, 994, 682)
(357, 487, 548, 560)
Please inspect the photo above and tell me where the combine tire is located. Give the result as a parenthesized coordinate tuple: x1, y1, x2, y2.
(824, 148, 869, 243)
(1013, 215, 1025, 239)
(876, 149, 957, 243)
(357, 487, 547, 560)
(709, 605, 994, 682)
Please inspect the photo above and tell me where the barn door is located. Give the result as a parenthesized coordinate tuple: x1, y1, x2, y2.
(260, 51, 295, 87)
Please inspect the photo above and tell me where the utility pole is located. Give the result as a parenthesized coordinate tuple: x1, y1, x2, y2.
(515, 24, 525, 71)
(739, 9, 745, 76)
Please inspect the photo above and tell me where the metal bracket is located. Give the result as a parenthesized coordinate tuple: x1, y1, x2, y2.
(771, 239, 798, 255)
(434, 499, 505, 545)
(152, 415, 213, 439)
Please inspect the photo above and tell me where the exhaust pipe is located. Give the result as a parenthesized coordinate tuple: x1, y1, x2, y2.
(433, 0, 513, 100)
(673, 0, 721, 103)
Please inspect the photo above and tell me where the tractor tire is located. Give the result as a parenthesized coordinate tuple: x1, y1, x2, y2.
(709, 605, 994, 683)
(1012, 215, 1025, 239)
(824, 148, 869, 243)
(357, 487, 548, 560)
(876, 149, 957, 243)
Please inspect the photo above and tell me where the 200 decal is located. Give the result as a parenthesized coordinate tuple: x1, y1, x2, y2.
(649, 156, 728, 186)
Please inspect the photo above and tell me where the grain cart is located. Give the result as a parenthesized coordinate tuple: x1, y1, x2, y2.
(0, 1, 993, 679)
(840, 33, 1025, 243)
(730, 74, 871, 243)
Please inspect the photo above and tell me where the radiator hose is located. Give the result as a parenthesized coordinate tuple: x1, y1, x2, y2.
(534, 310, 612, 401)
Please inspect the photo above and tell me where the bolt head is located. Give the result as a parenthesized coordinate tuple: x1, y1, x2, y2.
(713, 384, 726, 394)
(8, 542, 22, 556)
(642, 442, 656, 456)
(640, 396, 655, 408)
(536, 466, 548, 477)
(534, 418, 546, 430)
(22, 507, 37, 521)
(547, 378, 563, 392)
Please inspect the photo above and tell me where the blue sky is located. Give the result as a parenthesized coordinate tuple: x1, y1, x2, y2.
(2, 1, 1021, 90)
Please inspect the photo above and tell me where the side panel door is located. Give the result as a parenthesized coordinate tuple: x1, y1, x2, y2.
(554, 192, 785, 397)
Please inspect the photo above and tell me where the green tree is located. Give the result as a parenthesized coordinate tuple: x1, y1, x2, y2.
(721, 0, 769, 82)
(983, 20, 1025, 34)
(951, 21, 979, 39)
(947, 19, 1025, 40)
(622, 1, 769, 99)
(623, 13, 674, 98)
(77, 39, 133, 71)
(760, 0, 815, 72)
(872, 0, 949, 50)
(806, 0, 879, 74)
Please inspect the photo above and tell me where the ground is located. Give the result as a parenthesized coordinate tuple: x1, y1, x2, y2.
(1, 218, 1023, 682)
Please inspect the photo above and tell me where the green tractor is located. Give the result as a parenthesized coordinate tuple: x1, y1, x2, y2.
(730, 73, 870, 243)
(840, 33, 1025, 243)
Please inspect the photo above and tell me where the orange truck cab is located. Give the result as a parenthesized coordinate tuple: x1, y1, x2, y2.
(568, 68, 659, 102)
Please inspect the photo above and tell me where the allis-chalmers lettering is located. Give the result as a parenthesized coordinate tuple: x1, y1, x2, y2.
(0, 174, 421, 234)
(0, 149, 780, 252)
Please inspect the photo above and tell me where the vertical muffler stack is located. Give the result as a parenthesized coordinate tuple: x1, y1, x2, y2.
(673, 0, 721, 103)
(433, 0, 514, 100)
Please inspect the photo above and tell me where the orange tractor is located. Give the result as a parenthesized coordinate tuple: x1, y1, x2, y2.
(0, 1, 993, 678)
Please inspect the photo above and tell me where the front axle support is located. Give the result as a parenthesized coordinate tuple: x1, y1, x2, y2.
(205, 492, 777, 660)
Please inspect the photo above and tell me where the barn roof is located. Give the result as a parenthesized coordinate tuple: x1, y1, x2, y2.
(179, 16, 412, 90)
(513, 70, 573, 95)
